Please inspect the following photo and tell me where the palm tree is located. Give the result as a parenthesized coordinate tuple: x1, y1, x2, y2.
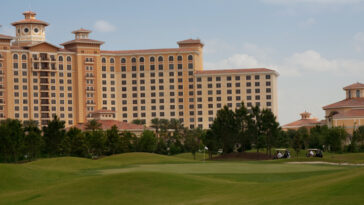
(85, 119, 102, 131)
(151, 118, 161, 135)
(169, 119, 184, 136)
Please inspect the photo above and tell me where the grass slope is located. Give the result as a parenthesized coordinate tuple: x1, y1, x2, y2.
(0, 152, 363, 205)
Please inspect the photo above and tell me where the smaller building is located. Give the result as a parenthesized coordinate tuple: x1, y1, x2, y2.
(282, 111, 322, 131)
(74, 110, 152, 136)
(323, 82, 364, 134)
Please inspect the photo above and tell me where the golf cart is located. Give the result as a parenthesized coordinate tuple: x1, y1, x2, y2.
(273, 149, 291, 159)
(306, 149, 323, 158)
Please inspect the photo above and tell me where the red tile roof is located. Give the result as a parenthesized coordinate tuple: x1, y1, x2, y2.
(195, 68, 276, 75)
(61, 39, 104, 46)
(72, 28, 92, 34)
(332, 109, 364, 119)
(177, 39, 203, 45)
(0, 34, 14, 40)
(75, 120, 146, 131)
(11, 18, 49, 26)
(323, 98, 364, 109)
(343, 82, 364, 90)
(101, 47, 196, 54)
(282, 118, 321, 128)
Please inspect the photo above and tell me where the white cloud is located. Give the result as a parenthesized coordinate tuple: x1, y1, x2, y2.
(205, 54, 261, 70)
(282, 50, 364, 75)
(205, 49, 364, 77)
(263, 0, 364, 5)
(93, 20, 116, 33)
(299, 17, 316, 28)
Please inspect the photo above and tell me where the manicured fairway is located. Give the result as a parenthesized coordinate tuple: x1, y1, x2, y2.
(0, 153, 363, 205)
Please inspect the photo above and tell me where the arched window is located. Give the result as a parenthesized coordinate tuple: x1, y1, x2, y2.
(131, 57, 136, 63)
(177, 55, 182, 61)
(67, 56, 72, 62)
(121, 58, 126, 63)
(59, 56, 63, 61)
(150, 56, 155, 62)
(169, 56, 174, 61)
(188, 55, 193, 61)
(158, 56, 163, 62)
(101, 57, 106, 63)
(139, 57, 144, 63)
(13, 54, 18, 60)
(21, 54, 27, 60)
(110, 58, 115, 63)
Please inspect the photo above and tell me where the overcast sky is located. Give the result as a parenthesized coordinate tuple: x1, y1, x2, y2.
(1, 0, 364, 125)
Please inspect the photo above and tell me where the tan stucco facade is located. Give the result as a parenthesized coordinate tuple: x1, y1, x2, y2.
(0, 11, 279, 129)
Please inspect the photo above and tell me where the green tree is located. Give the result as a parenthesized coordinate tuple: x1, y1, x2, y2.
(211, 106, 237, 154)
(138, 130, 157, 152)
(151, 118, 162, 136)
(309, 125, 328, 149)
(297, 127, 309, 149)
(249, 105, 263, 152)
(235, 103, 252, 152)
(0, 119, 25, 162)
(169, 119, 184, 136)
(120, 131, 136, 152)
(155, 138, 168, 155)
(132, 119, 146, 125)
(325, 127, 347, 152)
(85, 119, 102, 131)
(105, 125, 121, 155)
(201, 130, 220, 159)
(260, 109, 280, 157)
(184, 129, 202, 159)
(65, 127, 87, 157)
(23, 120, 43, 160)
(42, 115, 66, 156)
(85, 130, 105, 157)
(292, 132, 301, 157)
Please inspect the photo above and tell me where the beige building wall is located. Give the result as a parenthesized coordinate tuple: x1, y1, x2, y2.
(0, 11, 279, 130)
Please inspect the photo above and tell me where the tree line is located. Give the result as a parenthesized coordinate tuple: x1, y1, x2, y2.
(0, 116, 202, 162)
(1, 103, 364, 162)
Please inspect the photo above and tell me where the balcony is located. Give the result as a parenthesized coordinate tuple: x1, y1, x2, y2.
(40, 78, 49, 84)
(41, 99, 49, 104)
(41, 106, 50, 112)
(40, 92, 49, 98)
(40, 85, 49, 91)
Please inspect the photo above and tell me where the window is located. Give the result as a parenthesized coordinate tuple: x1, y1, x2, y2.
(188, 55, 193, 61)
(150, 56, 155, 62)
(266, 74, 271, 79)
(59, 56, 63, 61)
(177, 55, 182, 61)
(139, 57, 144, 62)
(67, 56, 72, 62)
(169, 56, 174, 61)
(356, 90, 360, 98)
(158, 56, 163, 62)
(131, 57, 136, 63)
(13, 54, 18, 60)
(121, 58, 126, 63)
(255, 75, 260, 80)
(110, 58, 115, 63)
(22, 54, 27, 60)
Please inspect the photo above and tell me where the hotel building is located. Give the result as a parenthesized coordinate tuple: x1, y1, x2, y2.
(0, 11, 278, 129)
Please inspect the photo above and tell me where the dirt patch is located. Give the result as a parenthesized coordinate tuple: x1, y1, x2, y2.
(212, 152, 272, 161)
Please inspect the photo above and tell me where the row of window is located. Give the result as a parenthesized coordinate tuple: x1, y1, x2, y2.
(101, 55, 194, 64)
(198, 74, 271, 82)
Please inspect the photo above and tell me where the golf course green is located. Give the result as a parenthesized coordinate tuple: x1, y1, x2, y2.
(0, 152, 363, 205)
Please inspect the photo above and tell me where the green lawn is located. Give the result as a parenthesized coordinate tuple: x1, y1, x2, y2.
(0, 152, 363, 205)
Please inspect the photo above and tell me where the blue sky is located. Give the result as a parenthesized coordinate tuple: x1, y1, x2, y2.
(1, 0, 364, 125)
